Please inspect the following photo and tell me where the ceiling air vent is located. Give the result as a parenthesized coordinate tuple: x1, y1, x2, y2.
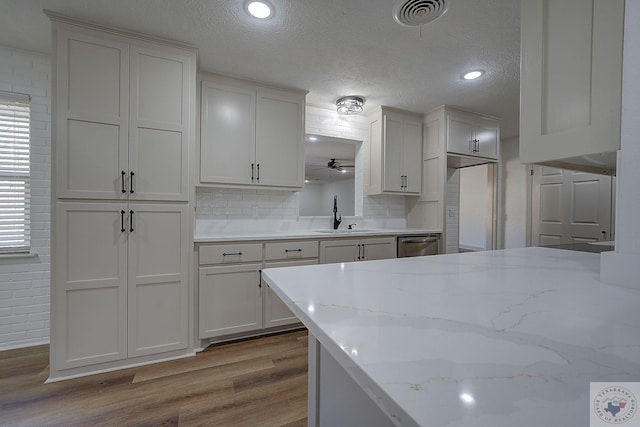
(393, 0, 449, 27)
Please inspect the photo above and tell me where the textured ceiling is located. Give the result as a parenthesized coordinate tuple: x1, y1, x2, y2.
(0, 0, 521, 138)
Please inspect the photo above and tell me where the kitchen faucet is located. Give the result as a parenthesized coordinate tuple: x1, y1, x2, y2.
(333, 195, 341, 230)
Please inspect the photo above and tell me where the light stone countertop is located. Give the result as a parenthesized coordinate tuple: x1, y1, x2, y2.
(261, 247, 640, 426)
(194, 228, 439, 243)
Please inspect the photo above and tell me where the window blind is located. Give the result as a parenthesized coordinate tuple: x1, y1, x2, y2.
(0, 91, 31, 253)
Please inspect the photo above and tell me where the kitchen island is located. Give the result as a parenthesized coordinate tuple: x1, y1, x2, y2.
(261, 247, 640, 426)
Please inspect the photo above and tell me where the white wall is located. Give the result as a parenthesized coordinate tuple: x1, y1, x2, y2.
(0, 46, 51, 350)
(500, 136, 528, 248)
(445, 168, 460, 253)
(459, 164, 488, 250)
(299, 182, 324, 216)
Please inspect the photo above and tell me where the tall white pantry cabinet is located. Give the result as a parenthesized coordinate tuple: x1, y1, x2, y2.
(48, 13, 197, 379)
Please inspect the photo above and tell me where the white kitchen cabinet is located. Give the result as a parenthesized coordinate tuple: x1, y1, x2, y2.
(198, 242, 264, 338)
(320, 237, 397, 264)
(368, 107, 422, 195)
(199, 263, 263, 338)
(263, 259, 317, 328)
(54, 26, 194, 201)
(55, 203, 189, 370)
(49, 14, 196, 379)
(447, 110, 498, 159)
(519, 0, 623, 174)
(200, 74, 306, 189)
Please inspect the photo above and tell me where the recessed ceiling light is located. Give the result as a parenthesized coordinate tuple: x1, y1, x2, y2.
(461, 69, 485, 80)
(244, 1, 274, 19)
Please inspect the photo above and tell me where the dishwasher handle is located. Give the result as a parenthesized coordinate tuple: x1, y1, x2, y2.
(400, 237, 438, 244)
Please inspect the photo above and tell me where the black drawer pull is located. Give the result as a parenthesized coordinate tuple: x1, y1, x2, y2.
(120, 210, 125, 232)
(129, 171, 135, 194)
(121, 171, 126, 193)
(129, 210, 134, 232)
(223, 252, 243, 256)
(285, 249, 302, 253)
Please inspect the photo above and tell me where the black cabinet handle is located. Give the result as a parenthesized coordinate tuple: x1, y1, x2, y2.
(251, 163, 255, 182)
(356, 244, 361, 260)
(256, 164, 260, 182)
(222, 252, 243, 256)
(129, 210, 134, 232)
(129, 171, 135, 194)
(120, 210, 125, 232)
(404, 175, 408, 189)
(362, 244, 365, 260)
(121, 171, 126, 193)
(285, 249, 302, 253)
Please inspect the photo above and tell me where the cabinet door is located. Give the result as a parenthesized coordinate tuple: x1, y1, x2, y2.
(360, 237, 397, 261)
(263, 259, 318, 328)
(127, 204, 189, 357)
(54, 202, 128, 370)
(129, 46, 193, 201)
(256, 90, 304, 188)
(320, 239, 359, 264)
(200, 80, 256, 185)
(199, 264, 263, 338)
(474, 117, 499, 159)
(55, 29, 129, 200)
(520, 0, 623, 167)
(447, 114, 474, 155)
(382, 113, 404, 192)
(403, 118, 423, 193)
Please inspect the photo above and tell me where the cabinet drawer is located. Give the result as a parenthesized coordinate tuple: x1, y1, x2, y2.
(199, 243, 263, 265)
(264, 240, 318, 261)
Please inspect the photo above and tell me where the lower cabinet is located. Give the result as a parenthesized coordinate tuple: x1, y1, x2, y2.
(263, 259, 318, 328)
(199, 263, 263, 338)
(198, 240, 318, 340)
(320, 237, 397, 264)
(54, 202, 189, 371)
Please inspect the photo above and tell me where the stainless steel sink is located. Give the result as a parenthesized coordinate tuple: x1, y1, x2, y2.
(315, 229, 376, 234)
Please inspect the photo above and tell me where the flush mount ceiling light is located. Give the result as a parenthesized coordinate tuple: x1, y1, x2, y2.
(336, 96, 364, 115)
(393, 0, 449, 27)
(461, 69, 485, 80)
(244, 0, 274, 19)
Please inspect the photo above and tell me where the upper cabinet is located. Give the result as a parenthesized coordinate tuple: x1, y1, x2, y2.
(200, 75, 306, 190)
(519, 0, 624, 175)
(55, 27, 195, 201)
(368, 106, 422, 195)
(446, 109, 499, 160)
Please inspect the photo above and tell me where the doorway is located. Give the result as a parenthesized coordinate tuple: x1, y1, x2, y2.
(458, 163, 498, 252)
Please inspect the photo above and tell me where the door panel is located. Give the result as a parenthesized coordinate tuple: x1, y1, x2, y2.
(55, 202, 128, 370)
(320, 239, 358, 264)
(127, 204, 189, 357)
(56, 30, 129, 199)
(403, 119, 422, 193)
(360, 237, 397, 260)
(383, 114, 403, 192)
(129, 46, 190, 201)
(447, 116, 474, 155)
(531, 166, 612, 245)
(256, 90, 304, 188)
(263, 259, 318, 327)
(200, 81, 256, 185)
(199, 264, 263, 338)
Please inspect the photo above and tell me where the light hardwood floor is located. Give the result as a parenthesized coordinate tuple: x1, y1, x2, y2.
(0, 329, 308, 426)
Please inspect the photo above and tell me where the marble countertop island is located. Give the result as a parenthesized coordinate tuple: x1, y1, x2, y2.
(261, 247, 640, 426)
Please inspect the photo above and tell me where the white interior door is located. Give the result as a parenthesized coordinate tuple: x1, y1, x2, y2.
(531, 166, 613, 246)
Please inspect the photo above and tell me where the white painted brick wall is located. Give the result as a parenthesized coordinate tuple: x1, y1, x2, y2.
(195, 105, 406, 221)
(445, 168, 460, 254)
(0, 46, 51, 350)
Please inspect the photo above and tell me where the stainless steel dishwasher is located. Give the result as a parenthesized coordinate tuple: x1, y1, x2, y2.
(397, 235, 440, 257)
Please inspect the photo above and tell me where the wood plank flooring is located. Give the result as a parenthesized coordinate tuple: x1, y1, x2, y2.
(0, 329, 308, 426)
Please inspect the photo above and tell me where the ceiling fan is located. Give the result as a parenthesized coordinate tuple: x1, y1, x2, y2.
(327, 158, 355, 171)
